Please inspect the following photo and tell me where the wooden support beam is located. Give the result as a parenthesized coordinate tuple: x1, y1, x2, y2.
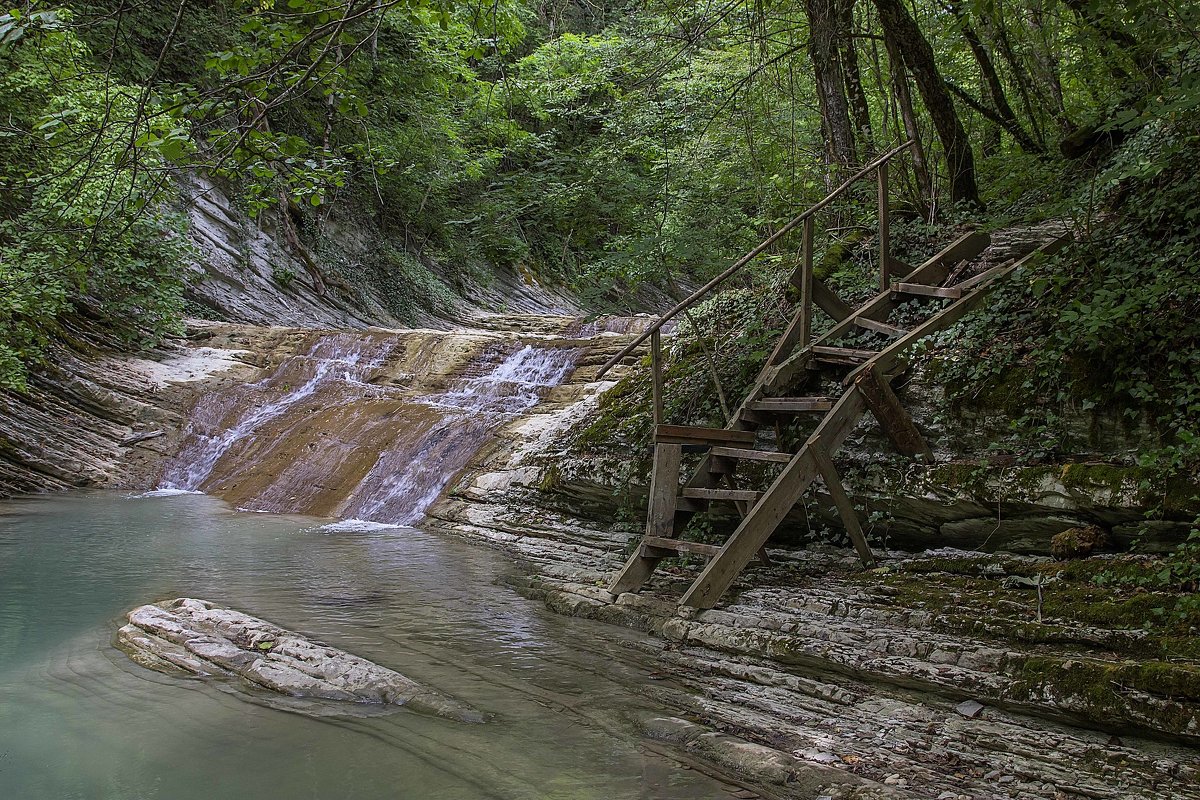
(854, 364, 932, 460)
(682, 488, 762, 503)
(680, 388, 868, 609)
(642, 536, 723, 559)
(770, 218, 817, 368)
(812, 279, 853, 322)
(800, 217, 814, 349)
(855, 317, 907, 337)
(891, 283, 963, 299)
(609, 443, 682, 595)
(651, 328, 664, 426)
(879, 161, 891, 292)
(809, 441, 875, 566)
(655, 425, 756, 446)
(889, 257, 915, 277)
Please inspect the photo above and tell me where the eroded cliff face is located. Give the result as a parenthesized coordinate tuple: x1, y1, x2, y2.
(179, 174, 590, 329)
(0, 331, 260, 496)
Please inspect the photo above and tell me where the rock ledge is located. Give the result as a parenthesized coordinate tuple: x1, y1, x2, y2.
(117, 598, 483, 723)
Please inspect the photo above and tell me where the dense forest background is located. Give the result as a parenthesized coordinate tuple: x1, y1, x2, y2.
(0, 0, 1197, 488)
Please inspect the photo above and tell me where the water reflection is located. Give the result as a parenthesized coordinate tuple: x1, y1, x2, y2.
(0, 492, 731, 799)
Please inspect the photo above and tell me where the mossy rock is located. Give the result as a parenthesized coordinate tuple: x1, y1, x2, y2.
(1051, 525, 1110, 560)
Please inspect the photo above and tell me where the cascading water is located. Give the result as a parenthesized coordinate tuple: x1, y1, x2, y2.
(158, 334, 580, 526)
(341, 344, 579, 525)
(161, 333, 396, 491)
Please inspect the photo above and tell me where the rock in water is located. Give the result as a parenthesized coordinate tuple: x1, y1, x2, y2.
(117, 598, 484, 723)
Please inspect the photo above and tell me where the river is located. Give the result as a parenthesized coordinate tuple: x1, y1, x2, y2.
(0, 491, 735, 799)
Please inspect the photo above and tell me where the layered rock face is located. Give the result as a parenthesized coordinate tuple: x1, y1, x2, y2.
(118, 598, 483, 722)
(0, 332, 263, 496)
(417, 337, 1200, 799)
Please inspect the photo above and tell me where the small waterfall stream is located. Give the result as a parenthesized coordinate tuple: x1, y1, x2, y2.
(161, 333, 397, 491)
(341, 344, 579, 525)
(158, 333, 581, 525)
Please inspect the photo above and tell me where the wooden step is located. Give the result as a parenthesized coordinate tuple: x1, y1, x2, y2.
(745, 396, 834, 413)
(854, 317, 907, 337)
(891, 282, 963, 299)
(810, 345, 878, 366)
(641, 536, 723, 559)
(709, 446, 793, 463)
(681, 488, 762, 503)
(655, 424, 755, 446)
(709, 447, 792, 473)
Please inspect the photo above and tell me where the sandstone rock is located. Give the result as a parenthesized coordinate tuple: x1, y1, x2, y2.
(118, 598, 483, 722)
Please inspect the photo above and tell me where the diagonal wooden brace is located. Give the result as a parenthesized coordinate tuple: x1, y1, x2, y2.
(854, 364, 932, 462)
(810, 441, 875, 566)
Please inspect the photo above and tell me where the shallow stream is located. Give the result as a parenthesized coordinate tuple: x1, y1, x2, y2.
(0, 491, 732, 799)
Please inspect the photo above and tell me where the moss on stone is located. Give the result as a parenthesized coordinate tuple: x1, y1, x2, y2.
(1010, 655, 1200, 734)
(1060, 462, 1200, 515)
(854, 554, 1200, 662)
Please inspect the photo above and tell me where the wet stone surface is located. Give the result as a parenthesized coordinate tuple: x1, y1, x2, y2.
(118, 597, 484, 723)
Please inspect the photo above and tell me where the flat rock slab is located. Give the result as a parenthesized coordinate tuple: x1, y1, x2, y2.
(117, 598, 483, 723)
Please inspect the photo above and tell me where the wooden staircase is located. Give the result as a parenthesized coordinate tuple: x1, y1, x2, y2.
(595, 142, 1071, 609)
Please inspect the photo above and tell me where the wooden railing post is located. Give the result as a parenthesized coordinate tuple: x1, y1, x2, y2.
(651, 328, 664, 426)
(799, 217, 815, 349)
(878, 161, 891, 292)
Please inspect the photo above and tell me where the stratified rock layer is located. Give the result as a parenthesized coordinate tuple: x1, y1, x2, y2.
(117, 598, 483, 723)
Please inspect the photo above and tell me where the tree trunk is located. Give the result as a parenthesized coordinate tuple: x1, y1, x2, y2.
(805, 0, 857, 173)
(872, 0, 980, 206)
(882, 33, 933, 206)
(836, 0, 874, 156)
(1027, 4, 1073, 132)
(948, 2, 1042, 153)
(975, 8, 1050, 145)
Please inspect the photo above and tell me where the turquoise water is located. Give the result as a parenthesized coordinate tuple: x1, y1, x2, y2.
(0, 492, 730, 799)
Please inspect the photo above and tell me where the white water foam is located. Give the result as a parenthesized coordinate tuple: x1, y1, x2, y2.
(127, 489, 206, 499)
(342, 344, 580, 525)
(318, 519, 405, 533)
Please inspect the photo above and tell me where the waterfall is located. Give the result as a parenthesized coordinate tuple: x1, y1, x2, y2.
(339, 344, 579, 525)
(160, 334, 396, 491)
(158, 335, 580, 526)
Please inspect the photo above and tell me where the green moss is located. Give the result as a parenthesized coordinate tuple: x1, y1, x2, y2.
(922, 462, 1058, 504)
(1011, 655, 1200, 733)
(1060, 462, 1147, 494)
(857, 555, 1200, 658)
(1060, 463, 1200, 515)
(538, 464, 564, 492)
(813, 230, 866, 281)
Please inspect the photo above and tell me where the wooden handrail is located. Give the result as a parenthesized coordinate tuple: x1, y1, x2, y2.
(595, 139, 916, 378)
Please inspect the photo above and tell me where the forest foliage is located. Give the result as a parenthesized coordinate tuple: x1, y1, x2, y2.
(0, 0, 1197, 434)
